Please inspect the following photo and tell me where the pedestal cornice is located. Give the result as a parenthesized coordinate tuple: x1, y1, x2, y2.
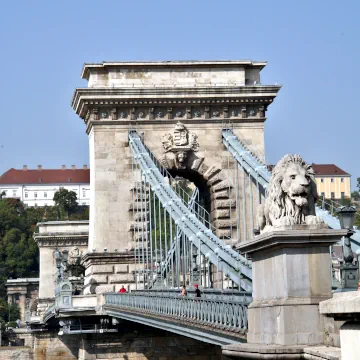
(81, 251, 135, 269)
(236, 227, 347, 256)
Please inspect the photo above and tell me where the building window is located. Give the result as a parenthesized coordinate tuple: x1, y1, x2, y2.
(44, 192, 47, 198)
(12, 190, 16, 196)
(331, 178, 334, 183)
(34, 192, 37, 198)
(25, 192, 28, 198)
(341, 192, 345, 198)
(82, 191, 86, 198)
(331, 192, 335, 199)
(341, 178, 344, 183)
(321, 192, 325, 197)
(320, 178, 324, 183)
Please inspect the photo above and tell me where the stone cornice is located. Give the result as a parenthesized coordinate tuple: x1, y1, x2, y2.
(72, 85, 281, 118)
(34, 234, 88, 247)
(81, 60, 268, 79)
(85, 118, 266, 134)
(81, 251, 135, 268)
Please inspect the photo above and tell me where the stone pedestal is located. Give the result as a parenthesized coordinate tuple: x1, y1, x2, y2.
(320, 291, 360, 360)
(224, 227, 346, 359)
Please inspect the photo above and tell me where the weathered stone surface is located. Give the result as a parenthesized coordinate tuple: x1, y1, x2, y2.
(198, 163, 209, 175)
(129, 222, 149, 231)
(0, 347, 33, 360)
(212, 180, 231, 193)
(211, 209, 230, 220)
(214, 199, 236, 209)
(95, 285, 115, 294)
(210, 190, 229, 200)
(214, 219, 237, 229)
(128, 202, 147, 211)
(191, 157, 204, 171)
(109, 274, 134, 283)
(203, 165, 221, 180)
(215, 229, 232, 238)
(86, 265, 114, 275)
(134, 212, 149, 221)
(84, 275, 108, 285)
(320, 291, 360, 315)
(114, 264, 129, 273)
(207, 173, 223, 186)
(133, 232, 149, 241)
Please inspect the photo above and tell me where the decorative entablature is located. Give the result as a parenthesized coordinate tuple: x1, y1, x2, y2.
(72, 86, 281, 126)
(34, 234, 88, 248)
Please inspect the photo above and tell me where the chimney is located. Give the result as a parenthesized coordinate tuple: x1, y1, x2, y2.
(71, 165, 76, 170)
(83, 165, 88, 170)
(37, 165, 42, 170)
(61, 165, 66, 170)
(23, 165, 28, 171)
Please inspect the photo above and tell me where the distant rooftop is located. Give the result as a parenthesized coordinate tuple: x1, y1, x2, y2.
(0, 166, 90, 185)
(81, 60, 267, 79)
(311, 164, 350, 177)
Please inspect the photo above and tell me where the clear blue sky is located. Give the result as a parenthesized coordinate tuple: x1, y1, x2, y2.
(0, 1, 359, 188)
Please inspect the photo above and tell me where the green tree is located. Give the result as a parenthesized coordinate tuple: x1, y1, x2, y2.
(351, 191, 360, 201)
(53, 188, 78, 218)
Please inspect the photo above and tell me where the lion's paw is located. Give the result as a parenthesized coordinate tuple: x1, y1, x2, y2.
(273, 216, 297, 227)
(305, 215, 324, 225)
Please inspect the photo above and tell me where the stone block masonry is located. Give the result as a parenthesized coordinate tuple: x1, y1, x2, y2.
(0, 347, 33, 360)
(31, 322, 222, 360)
(71, 60, 280, 292)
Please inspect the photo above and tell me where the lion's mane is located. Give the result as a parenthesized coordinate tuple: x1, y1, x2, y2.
(264, 154, 318, 227)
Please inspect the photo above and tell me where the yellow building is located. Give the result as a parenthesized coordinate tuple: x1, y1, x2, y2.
(313, 164, 351, 200)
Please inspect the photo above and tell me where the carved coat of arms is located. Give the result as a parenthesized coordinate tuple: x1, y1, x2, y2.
(161, 122, 199, 169)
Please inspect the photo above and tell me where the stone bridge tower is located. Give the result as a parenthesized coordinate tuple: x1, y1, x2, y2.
(72, 61, 280, 293)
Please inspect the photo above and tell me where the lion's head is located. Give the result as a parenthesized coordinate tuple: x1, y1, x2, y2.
(263, 154, 319, 229)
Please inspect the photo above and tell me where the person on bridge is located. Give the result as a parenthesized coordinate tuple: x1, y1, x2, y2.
(194, 284, 201, 298)
(118, 285, 126, 293)
(181, 285, 187, 296)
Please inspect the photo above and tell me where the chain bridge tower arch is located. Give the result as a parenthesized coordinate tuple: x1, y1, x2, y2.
(72, 61, 280, 293)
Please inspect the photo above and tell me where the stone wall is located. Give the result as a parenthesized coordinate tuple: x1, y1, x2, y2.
(88, 120, 264, 253)
(32, 322, 222, 360)
(0, 347, 33, 360)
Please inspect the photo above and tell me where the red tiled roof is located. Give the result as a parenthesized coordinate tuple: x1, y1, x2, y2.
(0, 168, 90, 185)
(267, 164, 350, 176)
(311, 164, 350, 176)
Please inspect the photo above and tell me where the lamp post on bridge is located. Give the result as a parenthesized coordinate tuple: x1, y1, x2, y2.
(54, 249, 72, 308)
(336, 205, 358, 290)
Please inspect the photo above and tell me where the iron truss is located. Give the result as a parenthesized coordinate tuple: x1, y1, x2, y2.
(129, 130, 252, 291)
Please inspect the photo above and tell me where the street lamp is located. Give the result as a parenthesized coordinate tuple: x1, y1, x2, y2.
(337, 206, 356, 232)
(336, 205, 358, 290)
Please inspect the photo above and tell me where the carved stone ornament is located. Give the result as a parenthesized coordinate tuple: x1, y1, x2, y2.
(68, 247, 83, 265)
(161, 122, 199, 169)
(257, 154, 325, 233)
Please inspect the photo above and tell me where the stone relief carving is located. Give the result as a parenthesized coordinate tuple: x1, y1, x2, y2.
(68, 247, 83, 265)
(161, 122, 200, 170)
(257, 154, 324, 233)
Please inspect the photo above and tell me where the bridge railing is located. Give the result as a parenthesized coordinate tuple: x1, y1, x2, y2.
(104, 292, 249, 332)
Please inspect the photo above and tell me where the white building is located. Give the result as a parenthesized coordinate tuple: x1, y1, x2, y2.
(0, 165, 90, 207)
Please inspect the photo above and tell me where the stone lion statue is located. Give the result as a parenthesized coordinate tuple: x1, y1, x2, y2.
(258, 154, 324, 233)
